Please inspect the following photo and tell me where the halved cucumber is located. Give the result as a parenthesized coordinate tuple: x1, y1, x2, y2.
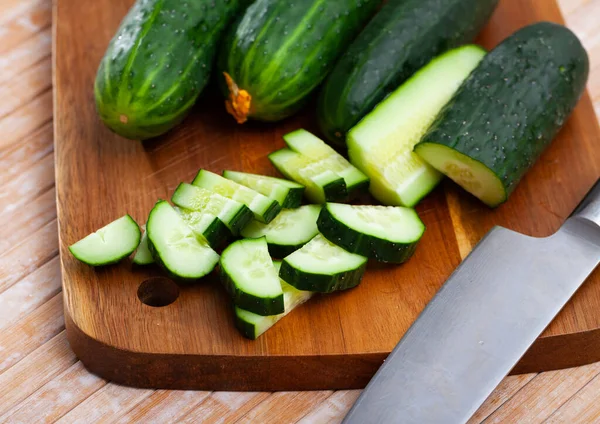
(279, 234, 367, 293)
(176, 207, 231, 249)
(220, 237, 284, 316)
(234, 261, 314, 340)
(69, 215, 141, 266)
(171, 183, 253, 235)
(241, 205, 321, 258)
(318, 203, 425, 263)
(132, 226, 154, 265)
(192, 170, 281, 224)
(147, 201, 219, 281)
(223, 170, 305, 209)
(269, 129, 369, 204)
(347, 45, 486, 207)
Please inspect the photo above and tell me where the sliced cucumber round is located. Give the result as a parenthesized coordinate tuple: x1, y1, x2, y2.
(69, 215, 141, 266)
(132, 227, 154, 265)
(146, 201, 219, 281)
(318, 203, 425, 263)
(220, 237, 284, 316)
(241, 205, 321, 258)
(279, 234, 367, 293)
(223, 170, 305, 209)
(234, 261, 314, 340)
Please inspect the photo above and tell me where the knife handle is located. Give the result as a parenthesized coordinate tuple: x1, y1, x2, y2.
(570, 178, 600, 227)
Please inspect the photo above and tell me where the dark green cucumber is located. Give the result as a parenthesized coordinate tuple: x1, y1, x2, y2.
(217, 0, 380, 124)
(279, 234, 367, 293)
(317, 0, 499, 146)
(415, 22, 589, 207)
(317, 203, 424, 263)
(222, 170, 305, 209)
(94, 0, 247, 140)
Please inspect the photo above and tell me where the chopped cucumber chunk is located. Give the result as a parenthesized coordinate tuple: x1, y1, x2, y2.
(223, 170, 305, 209)
(220, 237, 284, 316)
(318, 203, 425, 263)
(171, 183, 253, 235)
(176, 207, 231, 248)
(69, 215, 141, 266)
(192, 170, 281, 223)
(280, 234, 367, 293)
(147, 201, 219, 281)
(241, 205, 321, 258)
(234, 261, 314, 340)
(347, 45, 486, 207)
(132, 226, 154, 265)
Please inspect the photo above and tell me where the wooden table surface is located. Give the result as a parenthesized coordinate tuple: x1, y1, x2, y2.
(1, 0, 599, 422)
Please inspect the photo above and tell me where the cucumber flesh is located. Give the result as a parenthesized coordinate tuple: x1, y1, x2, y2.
(223, 170, 305, 209)
(347, 45, 486, 207)
(241, 205, 321, 258)
(171, 183, 253, 235)
(318, 203, 425, 263)
(220, 237, 284, 316)
(69, 215, 141, 266)
(146, 201, 219, 281)
(279, 234, 367, 293)
(132, 227, 154, 265)
(234, 261, 313, 340)
(176, 207, 231, 248)
(192, 170, 281, 224)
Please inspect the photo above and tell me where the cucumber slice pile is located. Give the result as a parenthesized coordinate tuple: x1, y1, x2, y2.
(147, 201, 219, 281)
(193, 170, 281, 223)
(69, 215, 141, 266)
(132, 227, 154, 265)
(280, 234, 367, 293)
(234, 261, 314, 340)
(223, 170, 305, 209)
(241, 205, 321, 258)
(220, 237, 284, 316)
(318, 203, 425, 263)
(269, 130, 369, 204)
(347, 45, 486, 207)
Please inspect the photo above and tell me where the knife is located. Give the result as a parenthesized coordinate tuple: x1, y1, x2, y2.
(343, 179, 600, 424)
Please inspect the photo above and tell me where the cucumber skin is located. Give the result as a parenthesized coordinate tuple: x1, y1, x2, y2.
(218, 0, 380, 122)
(219, 266, 284, 316)
(279, 258, 366, 293)
(234, 308, 263, 340)
(279, 187, 305, 209)
(415, 22, 589, 204)
(94, 0, 247, 140)
(317, 0, 499, 146)
(317, 207, 423, 264)
(178, 210, 232, 249)
(267, 243, 308, 260)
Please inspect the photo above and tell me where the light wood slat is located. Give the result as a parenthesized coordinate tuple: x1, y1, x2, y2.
(483, 363, 600, 423)
(0, 293, 63, 374)
(0, 121, 53, 178)
(56, 384, 154, 424)
(559, 0, 594, 16)
(0, 56, 51, 118)
(179, 392, 271, 424)
(0, 187, 56, 253)
(0, 331, 76, 418)
(0, 89, 52, 151)
(296, 390, 361, 424)
(0, 153, 54, 216)
(0, 0, 48, 28)
(0, 2, 51, 55)
(1, 361, 105, 424)
(235, 392, 333, 424)
(0, 28, 50, 86)
(468, 374, 537, 423)
(0, 256, 60, 331)
(0, 219, 57, 293)
(545, 372, 600, 423)
(113, 391, 212, 424)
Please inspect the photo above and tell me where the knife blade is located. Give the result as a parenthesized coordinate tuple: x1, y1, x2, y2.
(343, 179, 600, 424)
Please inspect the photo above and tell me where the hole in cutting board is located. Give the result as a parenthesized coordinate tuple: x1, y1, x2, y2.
(137, 277, 180, 307)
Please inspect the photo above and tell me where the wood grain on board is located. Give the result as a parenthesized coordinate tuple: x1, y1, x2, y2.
(53, 0, 600, 390)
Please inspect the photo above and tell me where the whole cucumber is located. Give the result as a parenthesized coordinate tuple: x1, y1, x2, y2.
(317, 0, 499, 147)
(217, 0, 380, 124)
(94, 0, 248, 140)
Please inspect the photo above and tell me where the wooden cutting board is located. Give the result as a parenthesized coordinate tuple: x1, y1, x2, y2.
(54, 0, 600, 390)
